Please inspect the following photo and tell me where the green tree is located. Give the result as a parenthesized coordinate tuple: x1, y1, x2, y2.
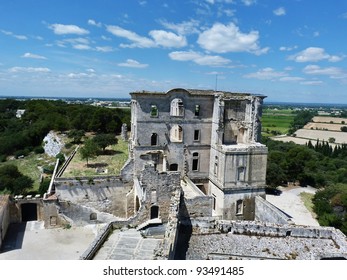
(79, 139, 98, 166)
(68, 129, 85, 144)
(0, 164, 33, 194)
(92, 133, 118, 153)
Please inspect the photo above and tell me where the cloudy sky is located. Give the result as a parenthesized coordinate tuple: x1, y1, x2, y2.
(1, 0, 347, 103)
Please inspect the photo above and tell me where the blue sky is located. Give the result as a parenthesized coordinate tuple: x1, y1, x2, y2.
(1, 0, 347, 103)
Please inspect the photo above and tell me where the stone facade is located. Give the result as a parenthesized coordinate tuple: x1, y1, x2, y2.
(129, 88, 267, 220)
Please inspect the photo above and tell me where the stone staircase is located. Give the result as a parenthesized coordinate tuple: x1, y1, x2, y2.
(93, 228, 162, 260)
(136, 218, 162, 231)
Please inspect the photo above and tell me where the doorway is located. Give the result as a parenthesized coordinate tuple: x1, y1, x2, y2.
(150, 205, 159, 219)
(21, 203, 38, 222)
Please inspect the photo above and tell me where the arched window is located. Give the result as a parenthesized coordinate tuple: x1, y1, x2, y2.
(170, 98, 184, 116)
(151, 133, 158, 146)
(170, 125, 183, 142)
(192, 152, 199, 171)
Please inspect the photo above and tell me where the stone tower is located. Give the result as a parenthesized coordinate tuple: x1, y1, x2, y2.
(209, 93, 267, 220)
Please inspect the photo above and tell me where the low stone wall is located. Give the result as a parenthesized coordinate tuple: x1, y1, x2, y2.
(255, 196, 292, 225)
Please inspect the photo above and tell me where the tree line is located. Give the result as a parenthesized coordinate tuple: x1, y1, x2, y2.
(0, 99, 130, 161)
(263, 137, 347, 235)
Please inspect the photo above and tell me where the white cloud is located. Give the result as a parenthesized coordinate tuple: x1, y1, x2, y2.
(9, 67, 50, 73)
(169, 51, 231, 66)
(118, 59, 148, 68)
(56, 37, 91, 50)
(73, 44, 91, 50)
(95, 46, 114, 52)
(197, 22, 267, 54)
(106, 25, 155, 48)
(244, 67, 286, 80)
(21, 52, 47, 59)
(1, 29, 27, 40)
(242, 0, 256, 6)
(49, 24, 89, 35)
(159, 19, 200, 35)
(279, 76, 305, 82)
(149, 30, 187, 48)
(301, 80, 323, 86)
(279, 46, 298, 51)
(273, 7, 286, 16)
(106, 25, 187, 48)
(289, 47, 343, 62)
(88, 19, 102, 27)
(303, 65, 347, 79)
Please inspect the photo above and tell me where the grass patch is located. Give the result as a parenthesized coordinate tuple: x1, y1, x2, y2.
(62, 136, 129, 177)
(300, 192, 317, 219)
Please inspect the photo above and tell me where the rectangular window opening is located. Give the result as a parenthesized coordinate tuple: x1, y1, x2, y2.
(194, 130, 200, 141)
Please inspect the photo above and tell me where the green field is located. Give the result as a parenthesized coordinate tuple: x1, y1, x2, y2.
(261, 109, 295, 136)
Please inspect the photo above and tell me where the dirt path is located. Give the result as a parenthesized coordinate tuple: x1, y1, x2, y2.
(266, 186, 320, 227)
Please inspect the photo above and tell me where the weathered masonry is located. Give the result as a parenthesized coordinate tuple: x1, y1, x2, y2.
(129, 88, 267, 220)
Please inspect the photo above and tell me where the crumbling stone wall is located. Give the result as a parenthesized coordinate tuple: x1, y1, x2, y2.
(155, 188, 182, 260)
(139, 164, 181, 223)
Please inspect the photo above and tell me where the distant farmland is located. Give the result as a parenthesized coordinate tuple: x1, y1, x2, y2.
(272, 116, 347, 146)
(261, 109, 295, 136)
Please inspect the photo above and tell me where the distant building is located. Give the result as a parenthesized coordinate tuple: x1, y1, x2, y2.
(15, 109, 25, 118)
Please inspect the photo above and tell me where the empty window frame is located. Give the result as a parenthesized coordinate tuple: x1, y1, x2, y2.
(151, 133, 158, 146)
(195, 104, 200, 116)
(194, 129, 200, 141)
(214, 156, 218, 176)
(236, 199, 243, 215)
(150, 105, 158, 117)
(212, 194, 217, 210)
(169, 163, 178, 171)
(170, 98, 184, 116)
(237, 166, 246, 182)
(192, 152, 199, 171)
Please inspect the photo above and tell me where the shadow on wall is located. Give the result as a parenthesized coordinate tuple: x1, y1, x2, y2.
(174, 195, 192, 260)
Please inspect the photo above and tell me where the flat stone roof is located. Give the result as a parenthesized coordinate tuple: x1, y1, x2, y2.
(187, 233, 347, 260)
(130, 88, 265, 98)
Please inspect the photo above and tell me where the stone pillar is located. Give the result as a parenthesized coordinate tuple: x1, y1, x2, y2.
(163, 155, 167, 172)
(121, 123, 128, 141)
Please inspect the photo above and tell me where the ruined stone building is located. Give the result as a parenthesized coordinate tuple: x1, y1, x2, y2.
(129, 88, 267, 220)
(1, 88, 347, 260)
